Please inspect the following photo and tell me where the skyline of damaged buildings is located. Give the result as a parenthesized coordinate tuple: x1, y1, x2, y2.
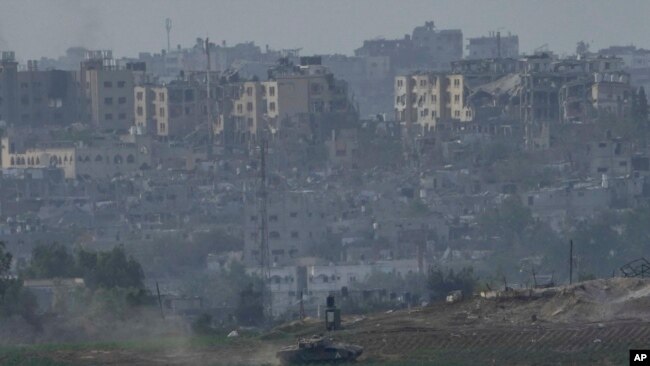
(1, 19, 650, 318)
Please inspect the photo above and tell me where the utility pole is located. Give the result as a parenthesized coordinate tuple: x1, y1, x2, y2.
(165, 18, 172, 52)
(156, 281, 164, 319)
(299, 290, 305, 320)
(496, 31, 501, 59)
(531, 267, 537, 288)
(258, 137, 272, 321)
(569, 239, 574, 285)
(205, 38, 213, 159)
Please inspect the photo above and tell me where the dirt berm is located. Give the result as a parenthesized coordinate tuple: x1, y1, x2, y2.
(281, 278, 650, 365)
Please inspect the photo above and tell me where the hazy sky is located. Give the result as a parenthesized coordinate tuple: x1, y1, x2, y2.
(1, 0, 650, 62)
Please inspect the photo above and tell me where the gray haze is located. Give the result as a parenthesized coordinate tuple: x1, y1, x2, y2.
(1, 0, 650, 61)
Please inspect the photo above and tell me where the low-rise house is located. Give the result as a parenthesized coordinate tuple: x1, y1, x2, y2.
(23, 278, 85, 314)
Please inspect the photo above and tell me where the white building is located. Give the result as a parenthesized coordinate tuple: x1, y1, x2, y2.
(249, 259, 422, 318)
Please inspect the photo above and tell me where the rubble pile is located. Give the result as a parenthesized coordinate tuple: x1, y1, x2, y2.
(539, 278, 650, 323)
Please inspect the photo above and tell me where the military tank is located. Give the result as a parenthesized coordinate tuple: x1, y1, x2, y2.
(276, 335, 363, 365)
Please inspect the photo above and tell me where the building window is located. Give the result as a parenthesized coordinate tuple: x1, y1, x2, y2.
(185, 89, 194, 101)
(104, 97, 113, 105)
(454, 79, 460, 87)
(454, 94, 460, 103)
(289, 212, 298, 218)
(118, 113, 126, 120)
(104, 81, 112, 88)
(397, 79, 403, 87)
(159, 92, 165, 102)
(312, 100, 324, 113)
(269, 214, 278, 222)
(137, 106, 143, 116)
(117, 81, 126, 88)
(269, 86, 275, 96)
(291, 231, 299, 239)
(159, 108, 165, 117)
(237, 104, 243, 113)
(105, 113, 113, 120)
(136, 91, 143, 101)
(269, 102, 276, 112)
(246, 87, 253, 96)
(118, 97, 126, 104)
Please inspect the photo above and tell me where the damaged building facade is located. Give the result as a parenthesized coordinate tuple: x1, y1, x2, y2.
(134, 76, 208, 139)
(467, 32, 519, 60)
(395, 72, 473, 134)
(216, 57, 354, 145)
(395, 52, 633, 149)
(0, 52, 82, 127)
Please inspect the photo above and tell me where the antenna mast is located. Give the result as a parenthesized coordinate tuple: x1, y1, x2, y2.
(259, 137, 272, 320)
(165, 18, 172, 52)
(205, 38, 214, 159)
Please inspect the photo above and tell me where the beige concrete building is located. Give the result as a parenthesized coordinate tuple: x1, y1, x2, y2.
(1, 134, 152, 179)
(79, 52, 135, 131)
(395, 72, 473, 133)
(1, 137, 76, 178)
(134, 85, 155, 133)
(135, 80, 206, 139)
(231, 81, 265, 142)
(591, 74, 633, 119)
(264, 63, 350, 120)
(218, 58, 352, 144)
(74, 136, 152, 179)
